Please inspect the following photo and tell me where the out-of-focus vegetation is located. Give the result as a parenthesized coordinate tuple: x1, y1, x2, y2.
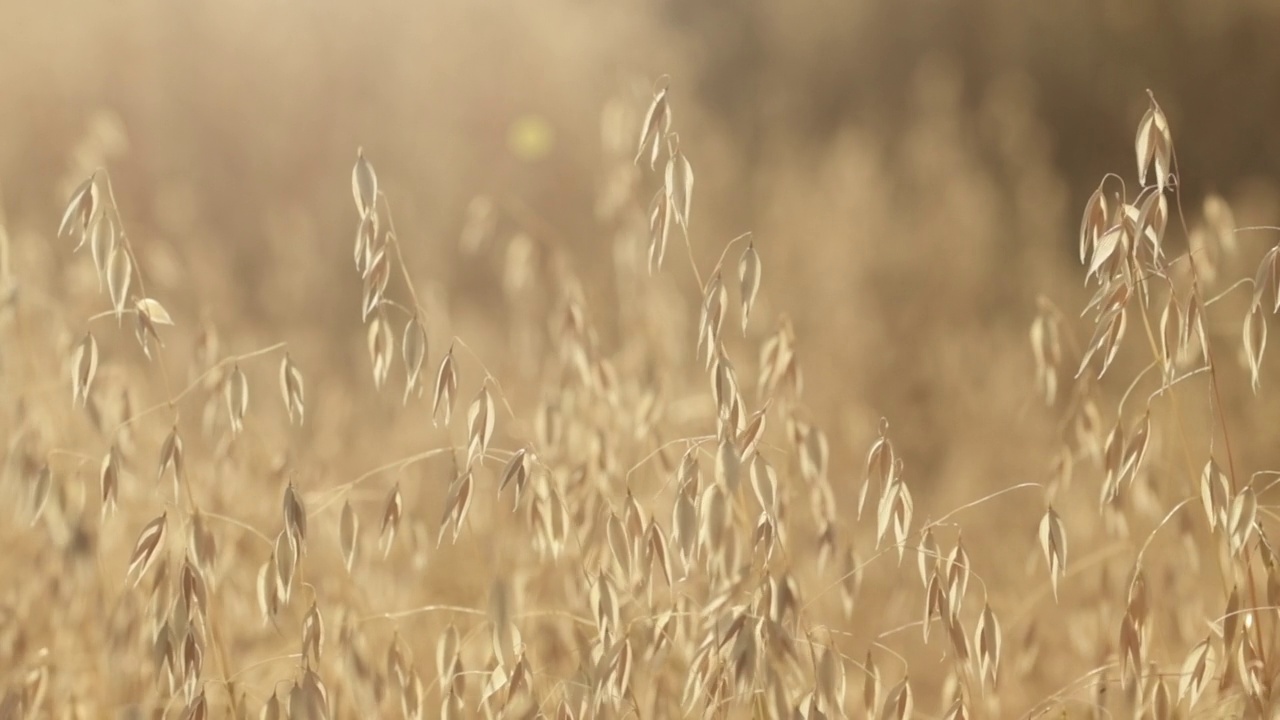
(3, 0, 1280, 716)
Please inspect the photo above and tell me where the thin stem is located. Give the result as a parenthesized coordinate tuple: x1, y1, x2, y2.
(201, 511, 273, 546)
(308, 446, 519, 514)
(1204, 277, 1255, 308)
(97, 169, 176, 406)
(377, 190, 425, 318)
(112, 342, 287, 437)
(452, 336, 519, 425)
(923, 482, 1044, 531)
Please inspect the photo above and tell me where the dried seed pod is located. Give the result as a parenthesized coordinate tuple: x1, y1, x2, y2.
(1177, 635, 1214, 709)
(126, 513, 168, 588)
(179, 557, 208, 621)
(71, 332, 99, 408)
(58, 174, 98, 242)
(664, 148, 694, 231)
(438, 470, 474, 546)
(1130, 191, 1165, 269)
(696, 272, 727, 367)
(1228, 487, 1258, 559)
(881, 676, 913, 720)
(30, 464, 52, 526)
(89, 213, 116, 288)
(1136, 91, 1173, 192)
(256, 553, 280, 623)
(302, 601, 325, 667)
(1076, 306, 1127, 380)
(275, 530, 297, 605)
(261, 691, 284, 720)
(1038, 506, 1067, 601)
(353, 209, 377, 275)
(352, 148, 378, 218)
(647, 189, 672, 275)
(106, 245, 133, 322)
(157, 426, 184, 497)
(861, 419, 896, 518)
(96, 448, 120, 520)
(749, 454, 777, 519)
(361, 247, 391, 321)
(647, 521, 673, 589)
(379, 483, 403, 557)
(497, 448, 531, 507)
(402, 316, 428, 404)
(1200, 457, 1230, 531)
(367, 311, 394, 391)
(279, 353, 305, 425)
(340, 501, 359, 573)
(283, 482, 308, 556)
(876, 475, 913, 562)
(1079, 182, 1108, 265)
(634, 85, 671, 169)
(225, 364, 249, 435)
(432, 346, 458, 427)
(189, 511, 217, 577)
(1244, 303, 1267, 394)
(738, 241, 761, 335)
(975, 602, 1002, 688)
(465, 385, 496, 467)
(179, 689, 206, 720)
(436, 624, 459, 692)
(134, 298, 173, 359)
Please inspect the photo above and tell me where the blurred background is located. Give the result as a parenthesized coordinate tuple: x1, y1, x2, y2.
(3, 0, 1280, 707)
(4, 0, 1279, 482)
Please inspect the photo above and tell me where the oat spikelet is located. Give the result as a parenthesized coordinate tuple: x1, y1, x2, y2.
(975, 601, 1002, 688)
(157, 426, 183, 497)
(1038, 506, 1067, 601)
(339, 500, 359, 573)
(881, 676, 913, 720)
(438, 469, 474, 546)
(90, 213, 116, 288)
(1135, 91, 1173, 192)
(106, 244, 132, 322)
(283, 482, 308, 556)
(58, 174, 98, 243)
(1079, 182, 1108, 265)
(302, 601, 325, 667)
(257, 553, 280, 623)
(498, 448, 531, 507)
(647, 189, 672, 274)
(379, 482, 403, 557)
(1177, 635, 1215, 709)
(71, 332, 99, 407)
(275, 530, 297, 605)
(634, 85, 670, 169)
(126, 513, 168, 588)
(367, 310, 394, 391)
(664, 147, 694, 231)
(1200, 457, 1230, 531)
(402, 315, 428, 404)
(362, 247, 391, 321)
(466, 384, 496, 467)
(29, 464, 51, 525)
(279, 353, 305, 425)
(226, 364, 249, 435)
(1243, 303, 1267, 394)
(432, 346, 459, 427)
(738, 241, 761, 335)
(352, 147, 378, 219)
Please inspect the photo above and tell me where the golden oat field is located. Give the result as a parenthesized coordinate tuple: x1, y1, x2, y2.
(2, 1, 1280, 718)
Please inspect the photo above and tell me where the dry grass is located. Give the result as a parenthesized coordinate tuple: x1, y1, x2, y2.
(7, 7, 1280, 719)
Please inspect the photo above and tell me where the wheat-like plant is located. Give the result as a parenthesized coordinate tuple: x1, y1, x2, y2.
(2, 76, 1280, 720)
